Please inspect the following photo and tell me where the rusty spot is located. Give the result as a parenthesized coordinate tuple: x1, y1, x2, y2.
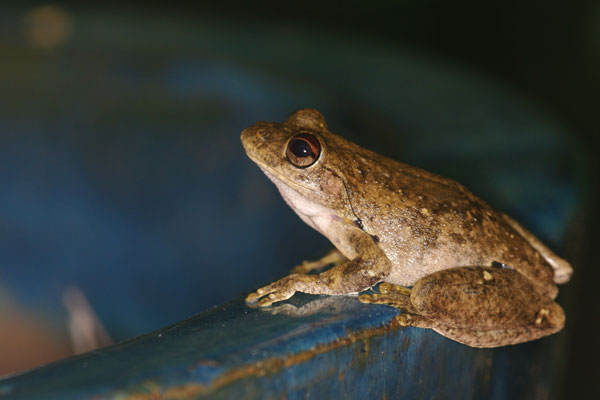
(361, 339, 370, 355)
(113, 381, 161, 400)
(164, 384, 208, 399)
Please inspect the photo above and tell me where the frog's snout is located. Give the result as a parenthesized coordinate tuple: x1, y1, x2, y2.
(241, 123, 268, 144)
(241, 123, 277, 158)
(240, 126, 252, 144)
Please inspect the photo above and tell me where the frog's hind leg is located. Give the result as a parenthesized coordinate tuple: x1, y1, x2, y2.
(360, 266, 565, 348)
(358, 284, 436, 330)
(359, 283, 415, 312)
(501, 213, 572, 284)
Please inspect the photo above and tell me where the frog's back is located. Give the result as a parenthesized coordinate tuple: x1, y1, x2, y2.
(350, 157, 558, 298)
(316, 123, 559, 298)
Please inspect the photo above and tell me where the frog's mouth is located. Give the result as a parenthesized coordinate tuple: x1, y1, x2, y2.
(257, 165, 317, 201)
(246, 152, 317, 194)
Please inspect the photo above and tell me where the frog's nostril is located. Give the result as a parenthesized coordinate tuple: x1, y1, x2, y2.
(257, 129, 270, 141)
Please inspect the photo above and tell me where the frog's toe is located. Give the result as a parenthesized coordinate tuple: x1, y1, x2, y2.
(257, 295, 276, 307)
(358, 293, 374, 303)
(245, 291, 261, 304)
(396, 313, 413, 326)
(358, 293, 390, 304)
(256, 288, 296, 307)
(245, 284, 277, 304)
(358, 292, 413, 310)
(379, 283, 411, 296)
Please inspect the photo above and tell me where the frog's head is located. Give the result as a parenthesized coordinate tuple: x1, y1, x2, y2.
(241, 108, 359, 221)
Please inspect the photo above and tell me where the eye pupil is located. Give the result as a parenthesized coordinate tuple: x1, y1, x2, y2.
(289, 139, 314, 158)
(286, 132, 321, 168)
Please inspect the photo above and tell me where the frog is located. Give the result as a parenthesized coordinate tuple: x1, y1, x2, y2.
(241, 108, 572, 348)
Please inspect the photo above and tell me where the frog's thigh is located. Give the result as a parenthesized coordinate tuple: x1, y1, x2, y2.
(411, 266, 565, 347)
(501, 213, 572, 284)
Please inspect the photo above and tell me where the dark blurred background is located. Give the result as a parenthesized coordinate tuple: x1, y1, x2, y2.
(0, 1, 597, 397)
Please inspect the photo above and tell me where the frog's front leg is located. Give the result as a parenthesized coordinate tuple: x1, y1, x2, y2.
(246, 230, 391, 307)
(246, 255, 390, 307)
(359, 266, 565, 348)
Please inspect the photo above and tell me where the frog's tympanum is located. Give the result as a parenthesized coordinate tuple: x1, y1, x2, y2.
(241, 108, 572, 348)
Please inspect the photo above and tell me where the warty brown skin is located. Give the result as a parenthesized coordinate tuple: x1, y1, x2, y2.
(242, 108, 572, 347)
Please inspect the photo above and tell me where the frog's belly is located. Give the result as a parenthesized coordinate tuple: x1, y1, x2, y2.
(379, 243, 493, 287)
(383, 268, 428, 287)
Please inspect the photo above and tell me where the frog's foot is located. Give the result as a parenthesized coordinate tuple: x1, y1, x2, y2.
(245, 274, 313, 307)
(358, 290, 431, 329)
(394, 313, 434, 329)
(290, 249, 347, 274)
(379, 282, 411, 296)
(395, 313, 414, 327)
(358, 283, 416, 312)
(358, 292, 410, 309)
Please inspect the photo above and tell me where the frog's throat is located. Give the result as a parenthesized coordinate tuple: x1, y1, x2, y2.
(249, 154, 362, 234)
(257, 165, 342, 240)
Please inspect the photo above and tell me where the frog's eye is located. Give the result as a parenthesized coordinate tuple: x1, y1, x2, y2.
(286, 133, 321, 168)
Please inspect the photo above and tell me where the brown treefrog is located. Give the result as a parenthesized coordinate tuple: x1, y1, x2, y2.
(242, 108, 572, 348)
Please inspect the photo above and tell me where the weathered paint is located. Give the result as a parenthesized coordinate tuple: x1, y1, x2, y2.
(0, 292, 566, 399)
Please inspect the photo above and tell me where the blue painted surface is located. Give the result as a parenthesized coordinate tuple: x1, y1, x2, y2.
(0, 293, 565, 399)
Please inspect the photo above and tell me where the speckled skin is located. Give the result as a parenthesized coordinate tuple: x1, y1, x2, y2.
(242, 109, 572, 347)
